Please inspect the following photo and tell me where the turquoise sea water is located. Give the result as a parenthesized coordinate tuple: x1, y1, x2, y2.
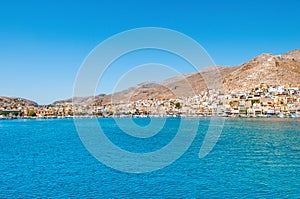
(1, 118, 299, 198)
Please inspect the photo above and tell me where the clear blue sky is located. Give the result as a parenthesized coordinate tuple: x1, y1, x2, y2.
(0, 0, 299, 104)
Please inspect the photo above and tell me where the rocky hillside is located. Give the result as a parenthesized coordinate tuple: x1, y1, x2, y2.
(104, 66, 235, 104)
(52, 94, 106, 106)
(100, 50, 300, 104)
(2, 50, 299, 108)
(282, 49, 300, 62)
(223, 50, 300, 92)
(0, 96, 38, 109)
(52, 49, 300, 105)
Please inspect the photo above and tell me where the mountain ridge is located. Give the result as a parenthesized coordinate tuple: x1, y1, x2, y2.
(95, 49, 300, 105)
(1, 49, 299, 107)
(46, 49, 300, 106)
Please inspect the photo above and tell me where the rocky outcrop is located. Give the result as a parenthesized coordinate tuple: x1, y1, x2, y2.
(0, 96, 38, 109)
(223, 50, 300, 93)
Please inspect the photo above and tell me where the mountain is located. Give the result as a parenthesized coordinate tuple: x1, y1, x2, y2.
(2, 50, 299, 108)
(282, 49, 300, 62)
(223, 50, 300, 92)
(101, 49, 300, 104)
(0, 96, 38, 109)
(104, 66, 235, 104)
(52, 94, 106, 106)
(52, 49, 300, 106)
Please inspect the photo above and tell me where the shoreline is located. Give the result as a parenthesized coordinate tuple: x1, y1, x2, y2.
(1, 114, 299, 120)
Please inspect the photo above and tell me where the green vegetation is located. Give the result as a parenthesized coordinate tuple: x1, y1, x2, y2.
(251, 99, 260, 105)
(0, 111, 8, 116)
(28, 110, 36, 117)
(0, 111, 19, 117)
(175, 102, 182, 109)
(96, 112, 103, 116)
(12, 112, 19, 116)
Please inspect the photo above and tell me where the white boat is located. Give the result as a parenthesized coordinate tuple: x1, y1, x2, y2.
(257, 114, 270, 118)
(277, 113, 286, 118)
(290, 114, 296, 118)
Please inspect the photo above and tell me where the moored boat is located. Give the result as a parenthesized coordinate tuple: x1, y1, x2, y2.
(277, 113, 286, 118)
(257, 114, 270, 118)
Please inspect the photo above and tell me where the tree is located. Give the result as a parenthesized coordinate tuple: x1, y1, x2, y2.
(0, 111, 8, 116)
(12, 111, 19, 116)
(175, 102, 182, 109)
(96, 112, 103, 116)
(28, 110, 36, 117)
(251, 99, 260, 105)
(67, 111, 73, 116)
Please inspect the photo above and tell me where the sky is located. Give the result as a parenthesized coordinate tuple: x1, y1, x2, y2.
(0, 0, 300, 104)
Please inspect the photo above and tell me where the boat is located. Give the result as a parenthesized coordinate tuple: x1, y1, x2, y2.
(290, 114, 296, 118)
(277, 113, 286, 118)
(238, 114, 249, 118)
(257, 114, 270, 118)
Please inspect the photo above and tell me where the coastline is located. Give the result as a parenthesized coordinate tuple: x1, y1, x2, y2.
(1, 114, 299, 120)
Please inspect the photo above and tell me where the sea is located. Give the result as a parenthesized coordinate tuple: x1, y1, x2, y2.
(0, 117, 299, 198)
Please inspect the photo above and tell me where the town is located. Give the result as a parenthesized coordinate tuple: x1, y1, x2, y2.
(1, 84, 300, 119)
